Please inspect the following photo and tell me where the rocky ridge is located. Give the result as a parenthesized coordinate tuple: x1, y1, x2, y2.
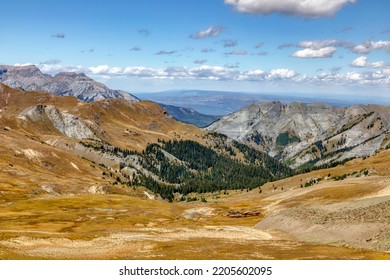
(207, 101, 390, 167)
(0, 65, 139, 102)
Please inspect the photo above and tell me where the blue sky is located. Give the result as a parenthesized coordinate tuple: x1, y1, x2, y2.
(1, 0, 389, 98)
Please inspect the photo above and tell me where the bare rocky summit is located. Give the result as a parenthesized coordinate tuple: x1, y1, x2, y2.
(0, 65, 139, 102)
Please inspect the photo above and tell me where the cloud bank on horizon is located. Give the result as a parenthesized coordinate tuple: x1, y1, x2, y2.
(1, 0, 389, 96)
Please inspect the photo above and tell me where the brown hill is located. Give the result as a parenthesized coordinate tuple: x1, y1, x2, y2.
(0, 83, 206, 197)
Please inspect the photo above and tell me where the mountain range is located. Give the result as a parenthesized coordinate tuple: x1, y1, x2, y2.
(0, 65, 139, 102)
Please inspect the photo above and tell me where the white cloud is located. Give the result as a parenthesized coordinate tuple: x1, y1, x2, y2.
(298, 40, 337, 49)
(350, 56, 386, 68)
(352, 40, 390, 54)
(312, 70, 390, 85)
(190, 25, 224, 39)
(14, 63, 34, 67)
(39, 63, 84, 74)
(86, 65, 125, 75)
(34, 63, 390, 90)
(224, 0, 356, 18)
(292, 47, 337, 58)
(267, 69, 296, 79)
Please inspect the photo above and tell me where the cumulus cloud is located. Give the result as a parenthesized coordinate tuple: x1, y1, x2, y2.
(89, 65, 122, 75)
(267, 69, 297, 79)
(350, 56, 386, 68)
(224, 0, 356, 18)
(223, 39, 238, 48)
(51, 33, 65, 39)
(138, 29, 150, 37)
(290, 40, 342, 58)
(352, 40, 390, 54)
(13, 63, 34, 67)
(38, 63, 84, 74)
(297, 40, 337, 49)
(34, 63, 390, 89)
(130, 47, 141, 51)
(75, 64, 300, 83)
(292, 47, 337, 58)
(155, 50, 177, 55)
(190, 25, 224, 39)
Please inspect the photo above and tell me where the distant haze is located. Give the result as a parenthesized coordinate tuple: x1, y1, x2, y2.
(137, 90, 390, 116)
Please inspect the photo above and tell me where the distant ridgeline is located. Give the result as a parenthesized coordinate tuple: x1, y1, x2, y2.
(80, 135, 292, 201)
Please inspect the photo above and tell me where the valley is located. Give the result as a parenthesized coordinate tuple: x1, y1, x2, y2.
(0, 151, 389, 259)
(0, 68, 389, 260)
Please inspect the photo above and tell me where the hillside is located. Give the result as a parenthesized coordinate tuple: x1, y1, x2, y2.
(0, 83, 290, 200)
(158, 103, 220, 127)
(0, 65, 139, 102)
(207, 101, 390, 168)
(0, 145, 389, 259)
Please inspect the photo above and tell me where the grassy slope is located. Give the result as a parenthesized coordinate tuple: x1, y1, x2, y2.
(1, 150, 390, 259)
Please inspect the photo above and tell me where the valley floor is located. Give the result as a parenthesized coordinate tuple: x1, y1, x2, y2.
(1, 152, 390, 259)
(0, 182, 389, 259)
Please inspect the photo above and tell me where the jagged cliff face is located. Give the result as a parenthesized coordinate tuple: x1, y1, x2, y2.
(207, 101, 390, 167)
(0, 65, 139, 102)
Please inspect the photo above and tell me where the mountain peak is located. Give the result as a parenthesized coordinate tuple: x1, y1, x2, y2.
(0, 64, 139, 102)
(0, 64, 45, 78)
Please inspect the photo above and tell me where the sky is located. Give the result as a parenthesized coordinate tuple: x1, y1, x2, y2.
(1, 0, 389, 98)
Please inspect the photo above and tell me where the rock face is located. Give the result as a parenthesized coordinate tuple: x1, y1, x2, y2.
(207, 101, 390, 167)
(0, 65, 139, 102)
(19, 104, 96, 139)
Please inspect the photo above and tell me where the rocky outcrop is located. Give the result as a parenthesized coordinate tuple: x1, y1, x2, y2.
(20, 104, 96, 139)
(0, 65, 139, 102)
